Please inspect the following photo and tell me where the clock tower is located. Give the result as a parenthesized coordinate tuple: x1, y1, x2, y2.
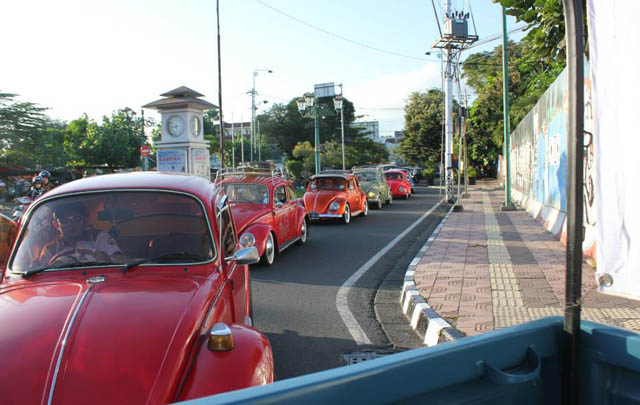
(143, 86, 217, 180)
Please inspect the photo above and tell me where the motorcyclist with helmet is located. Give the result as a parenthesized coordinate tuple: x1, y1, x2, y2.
(29, 176, 46, 200)
(39, 170, 53, 191)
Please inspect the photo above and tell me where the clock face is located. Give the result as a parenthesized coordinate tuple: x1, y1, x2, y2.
(190, 116, 201, 137)
(167, 115, 184, 137)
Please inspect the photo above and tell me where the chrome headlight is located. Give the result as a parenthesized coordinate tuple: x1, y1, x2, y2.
(367, 191, 376, 198)
(239, 232, 256, 248)
(329, 201, 340, 211)
(399, 186, 405, 192)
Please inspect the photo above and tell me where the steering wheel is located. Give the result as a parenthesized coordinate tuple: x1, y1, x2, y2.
(47, 248, 101, 265)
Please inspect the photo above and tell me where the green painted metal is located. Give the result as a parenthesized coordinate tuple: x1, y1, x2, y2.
(502, 7, 512, 207)
(314, 115, 320, 174)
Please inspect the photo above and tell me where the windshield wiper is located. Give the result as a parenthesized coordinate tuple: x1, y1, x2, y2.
(20, 261, 115, 279)
(122, 252, 211, 273)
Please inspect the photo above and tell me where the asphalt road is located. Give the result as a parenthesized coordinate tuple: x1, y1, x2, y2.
(252, 185, 446, 381)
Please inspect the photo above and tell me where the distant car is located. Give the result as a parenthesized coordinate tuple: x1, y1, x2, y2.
(385, 169, 412, 199)
(303, 173, 368, 224)
(352, 166, 392, 209)
(0, 172, 274, 404)
(220, 169, 308, 266)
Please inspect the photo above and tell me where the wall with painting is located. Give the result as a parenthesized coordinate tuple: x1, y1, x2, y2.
(508, 60, 596, 264)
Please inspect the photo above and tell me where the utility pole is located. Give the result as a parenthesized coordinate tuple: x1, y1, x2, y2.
(240, 118, 245, 166)
(501, 6, 514, 210)
(257, 119, 261, 161)
(462, 88, 470, 198)
(231, 114, 235, 168)
(250, 73, 256, 162)
(444, 0, 454, 203)
(216, 0, 224, 168)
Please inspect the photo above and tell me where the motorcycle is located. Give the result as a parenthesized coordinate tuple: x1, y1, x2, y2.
(11, 196, 33, 222)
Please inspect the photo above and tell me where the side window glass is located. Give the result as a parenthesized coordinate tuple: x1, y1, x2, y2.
(348, 179, 355, 190)
(218, 207, 236, 258)
(287, 186, 296, 202)
(274, 186, 287, 205)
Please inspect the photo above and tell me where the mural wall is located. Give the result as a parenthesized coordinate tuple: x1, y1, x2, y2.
(509, 60, 596, 264)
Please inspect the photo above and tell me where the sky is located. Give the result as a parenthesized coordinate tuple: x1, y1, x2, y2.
(0, 0, 526, 137)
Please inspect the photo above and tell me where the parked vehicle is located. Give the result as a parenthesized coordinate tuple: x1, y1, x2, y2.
(384, 169, 412, 199)
(352, 166, 392, 209)
(0, 172, 274, 404)
(303, 172, 368, 224)
(219, 168, 308, 266)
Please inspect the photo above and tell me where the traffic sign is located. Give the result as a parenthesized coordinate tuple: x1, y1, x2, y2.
(140, 145, 150, 157)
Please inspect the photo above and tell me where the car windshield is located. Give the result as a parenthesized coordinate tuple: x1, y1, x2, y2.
(355, 171, 376, 182)
(310, 177, 346, 190)
(224, 183, 269, 204)
(386, 172, 403, 180)
(10, 191, 215, 273)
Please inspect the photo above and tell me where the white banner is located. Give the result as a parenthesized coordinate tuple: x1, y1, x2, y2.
(590, 0, 640, 299)
(157, 149, 187, 173)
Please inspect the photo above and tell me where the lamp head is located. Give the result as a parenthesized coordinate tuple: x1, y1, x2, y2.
(333, 95, 343, 111)
(296, 98, 306, 113)
(304, 93, 315, 108)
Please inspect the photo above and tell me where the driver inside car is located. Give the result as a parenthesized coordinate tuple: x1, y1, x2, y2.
(38, 202, 122, 265)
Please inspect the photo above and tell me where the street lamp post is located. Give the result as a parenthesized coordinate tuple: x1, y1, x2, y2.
(333, 87, 346, 171)
(250, 69, 272, 162)
(297, 91, 338, 175)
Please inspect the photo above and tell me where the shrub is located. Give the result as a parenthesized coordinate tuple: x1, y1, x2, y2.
(286, 160, 303, 180)
(466, 166, 477, 179)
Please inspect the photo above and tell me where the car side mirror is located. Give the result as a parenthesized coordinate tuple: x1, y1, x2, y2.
(228, 246, 260, 265)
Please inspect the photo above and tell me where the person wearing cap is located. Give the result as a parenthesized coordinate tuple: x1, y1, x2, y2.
(38, 202, 122, 266)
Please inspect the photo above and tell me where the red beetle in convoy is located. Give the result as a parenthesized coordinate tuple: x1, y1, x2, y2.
(303, 172, 369, 224)
(384, 169, 412, 199)
(219, 169, 308, 266)
(0, 172, 274, 404)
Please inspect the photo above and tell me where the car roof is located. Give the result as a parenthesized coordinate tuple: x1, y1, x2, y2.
(220, 173, 288, 187)
(310, 173, 354, 180)
(384, 169, 406, 175)
(42, 172, 217, 204)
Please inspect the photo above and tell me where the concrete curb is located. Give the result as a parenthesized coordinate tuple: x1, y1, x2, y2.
(399, 205, 466, 346)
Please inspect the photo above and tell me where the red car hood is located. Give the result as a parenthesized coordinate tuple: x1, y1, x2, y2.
(229, 203, 272, 232)
(387, 179, 406, 191)
(0, 274, 208, 404)
(304, 190, 346, 213)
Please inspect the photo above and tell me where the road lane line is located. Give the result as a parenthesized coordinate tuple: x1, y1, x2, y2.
(336, 200, 443, 345)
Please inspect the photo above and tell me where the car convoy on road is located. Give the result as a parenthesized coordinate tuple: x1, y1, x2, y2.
(0, 163, 421, 403)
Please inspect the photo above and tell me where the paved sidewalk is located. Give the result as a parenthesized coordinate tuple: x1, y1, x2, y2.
(413, 180, 640, 338)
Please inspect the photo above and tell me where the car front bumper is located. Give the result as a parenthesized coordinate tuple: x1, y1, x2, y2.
(309, 212, 341, 220)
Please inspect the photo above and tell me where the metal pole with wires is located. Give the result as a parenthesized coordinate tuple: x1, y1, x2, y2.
(501, 6, 514, 210)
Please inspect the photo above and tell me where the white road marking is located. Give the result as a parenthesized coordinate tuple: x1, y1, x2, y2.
(336, 200, 443, 346)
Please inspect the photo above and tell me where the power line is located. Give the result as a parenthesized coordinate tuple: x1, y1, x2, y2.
(253, 0, 431, 62)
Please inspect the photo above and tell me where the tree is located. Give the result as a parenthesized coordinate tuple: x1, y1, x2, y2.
(399, 89, 452, 166)
(0, 92, 49, 167)
(258, 96, 359, 159)
(84, 108, 145, 170)
(494, 0, 575, 62)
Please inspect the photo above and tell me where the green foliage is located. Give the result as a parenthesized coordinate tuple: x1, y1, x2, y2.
(462, 39, 565, 169)
(466, 165, 478, 179)
(494, 0, 570, 61)
(292, 141, 315, 175)
(0, 92, 49, 167)
(421, 168, 435, 179)
(399, 89, 452, 166)
(285, 160, 303, 180)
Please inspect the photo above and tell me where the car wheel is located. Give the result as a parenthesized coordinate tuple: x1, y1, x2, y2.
(261, 232, 276, 265)
(376, 198, 383, 209)
(341, 204, 351, 224)
(296, 218, 308, 245)
(362, 201, 369, 217)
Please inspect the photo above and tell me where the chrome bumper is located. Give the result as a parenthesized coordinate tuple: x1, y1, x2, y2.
(309, 212, 341, 219)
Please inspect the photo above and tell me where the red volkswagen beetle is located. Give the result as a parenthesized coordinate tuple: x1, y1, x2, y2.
(0, 172, 274, 404)
(384, 169, 412, 199)
(220, 169, 308, 266)
(303, 172, 368, 224)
